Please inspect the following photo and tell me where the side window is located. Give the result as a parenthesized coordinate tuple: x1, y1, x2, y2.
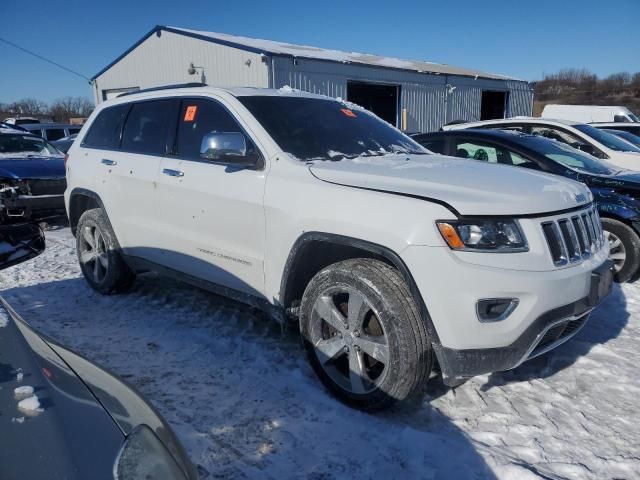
(454, 141, 499, 162)
(530, 126, 586, 148)
(46, 129, 66, 141)
(175, 98, 254, 161)
(28, 129, 43, 138)
(68, 127, 81, 136)
(83, 104, 129, 149)
(121, 100, 176, 155)
(419, 138, 445, 154)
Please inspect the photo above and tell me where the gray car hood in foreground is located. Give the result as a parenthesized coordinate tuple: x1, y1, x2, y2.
(0, 299, 197, 480)
(309, 154, 591, 216)
(0, 303, 123, 480)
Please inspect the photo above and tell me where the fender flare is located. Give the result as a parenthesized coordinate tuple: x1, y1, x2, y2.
(279, 231, 442, 348)
(68, 188, 112, 236)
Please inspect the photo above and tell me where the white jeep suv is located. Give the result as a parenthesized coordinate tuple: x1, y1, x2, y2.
(65, 86, 612, 411)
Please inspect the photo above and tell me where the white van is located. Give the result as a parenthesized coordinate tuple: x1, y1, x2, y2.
(541, 105, 639, 123)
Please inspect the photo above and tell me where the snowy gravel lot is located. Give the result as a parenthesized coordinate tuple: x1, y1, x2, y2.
(1, 226, 639, 479)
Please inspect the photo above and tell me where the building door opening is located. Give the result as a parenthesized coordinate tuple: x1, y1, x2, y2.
(480, 91, 508, 120)
(347, 81, 399, 126)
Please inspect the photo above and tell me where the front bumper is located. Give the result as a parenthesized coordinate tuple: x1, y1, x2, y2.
(0, 193, 66, 219)
(403, 234, 611, 385)
(435, 260, 613, 385)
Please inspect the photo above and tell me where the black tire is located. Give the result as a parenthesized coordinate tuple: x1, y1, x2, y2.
(299, 258, 432, 411)
(76, 208, 135, 294)
(601, 217, 640, 283)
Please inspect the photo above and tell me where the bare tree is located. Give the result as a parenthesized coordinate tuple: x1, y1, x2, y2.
(6, 98, 48, 116)
(49, 96, 94, 122)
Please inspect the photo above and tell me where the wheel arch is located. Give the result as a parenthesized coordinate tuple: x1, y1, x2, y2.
(68, 188, 108, 236)
(279, 232, 442, 346)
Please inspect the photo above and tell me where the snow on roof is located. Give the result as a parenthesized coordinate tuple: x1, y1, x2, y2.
(165, 26, 520, 81)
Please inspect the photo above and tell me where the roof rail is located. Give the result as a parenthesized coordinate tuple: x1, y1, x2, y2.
(118, 82, 207, 97)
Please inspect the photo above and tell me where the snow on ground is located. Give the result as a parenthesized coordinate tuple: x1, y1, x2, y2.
(1, 227, 639, 479)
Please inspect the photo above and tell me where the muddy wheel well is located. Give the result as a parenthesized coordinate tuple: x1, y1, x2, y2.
(68, 191, 100, 235)
(280, 234, 403, 311)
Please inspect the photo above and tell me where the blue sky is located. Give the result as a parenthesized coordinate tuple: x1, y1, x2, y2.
(1, 0, 639, 104)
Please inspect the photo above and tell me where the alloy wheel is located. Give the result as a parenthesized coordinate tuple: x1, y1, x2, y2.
(605, 230, 626, 273)
(309, 287, 389, 395)
(80, 225, 109, 283)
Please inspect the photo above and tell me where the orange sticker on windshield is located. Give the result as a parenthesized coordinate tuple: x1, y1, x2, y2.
(340, 108, 357, 118)
(184, 105, 198, 121)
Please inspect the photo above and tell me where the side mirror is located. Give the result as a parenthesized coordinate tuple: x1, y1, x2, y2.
(200, 132, 256, 166)
(0, 223, 45, 270)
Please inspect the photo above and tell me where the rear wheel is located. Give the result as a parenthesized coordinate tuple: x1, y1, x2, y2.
(601, 217, 640, 283)
(299, 259, 432, 411)
(76, 208, 135, 294)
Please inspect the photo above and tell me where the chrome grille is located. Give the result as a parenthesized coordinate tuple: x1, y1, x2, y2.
(541, 206, 604, 266)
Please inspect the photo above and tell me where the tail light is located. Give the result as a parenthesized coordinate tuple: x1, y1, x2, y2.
(64, 153, 69, 167)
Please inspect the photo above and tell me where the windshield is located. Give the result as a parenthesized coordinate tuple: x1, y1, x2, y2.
(574, 124, 640, 153)
(603, 129, 640, 148)
(519, 134, 617, 175)
(0, 134, 62, 157)
(238, 96, 427, 160)
(629, 112, 640, 122)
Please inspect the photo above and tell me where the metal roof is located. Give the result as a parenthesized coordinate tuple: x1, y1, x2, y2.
(92, 25, 521, 82)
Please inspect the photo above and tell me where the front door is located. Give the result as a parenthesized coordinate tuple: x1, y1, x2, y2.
(154, 97, 267, 297)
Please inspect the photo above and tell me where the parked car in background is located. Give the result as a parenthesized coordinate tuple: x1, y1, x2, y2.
(414, 128, 640, 282)
(0, 122, 28, 132)
(0, 127, 67, 222)
(65, 85, 611, 410)
(52, 133, 78, 153)
(0, 222, 198, 480)
(2, 117, 42, 125)
(443, 118, 640, 170)
(591, 122, 640, 137)
(602, 129, 640, 149)
(22, 123, 82, 142)
(542, 105, 639, 123)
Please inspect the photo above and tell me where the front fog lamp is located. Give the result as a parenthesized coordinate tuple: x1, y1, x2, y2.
(437, 219, 527, 252)
(114, 425, 188, 480)
(477, 298, 519, 322)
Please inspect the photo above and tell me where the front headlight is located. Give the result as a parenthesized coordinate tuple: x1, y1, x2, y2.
(113, 425, 189, 480)
(436, 219, 528, 252)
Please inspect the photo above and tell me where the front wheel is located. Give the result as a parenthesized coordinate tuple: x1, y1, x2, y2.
(299, 259, 432, 411)
(601, 217, 640, 283)
(76, 208, 135, 294)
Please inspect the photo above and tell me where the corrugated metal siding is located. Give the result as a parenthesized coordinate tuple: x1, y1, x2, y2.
(93, 30, 269, 103)
(272, 57, 532, 132)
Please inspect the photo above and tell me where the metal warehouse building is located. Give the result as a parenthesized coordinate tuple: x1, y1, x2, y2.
(92, 25, 533, 133)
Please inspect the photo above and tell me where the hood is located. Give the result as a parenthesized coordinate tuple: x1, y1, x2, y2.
(0, 299, 197, 480)
(606, 151, 640, 171)
(0, 301, 123, 480)
(309, 154, 591, 216)
(584, 170, 640, 193)
(0, 156, 65, 180)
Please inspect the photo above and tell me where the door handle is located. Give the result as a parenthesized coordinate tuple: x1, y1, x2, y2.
(162, 168, 184, 177)
(101, 159, 117, 166)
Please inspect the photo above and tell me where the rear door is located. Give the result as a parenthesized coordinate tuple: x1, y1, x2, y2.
(154, 96, 267, 296)
(97, 99, 179, 256)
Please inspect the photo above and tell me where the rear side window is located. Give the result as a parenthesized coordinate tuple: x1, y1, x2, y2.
(45, 129, 66, 141)
(418, 138, 445, 154)
(68, 127, 81, 135)
(83, 104, 129, 149)
(121, 100, 176, 155)
(28, 129, 43, 137)
(175, 98, 246, 160)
